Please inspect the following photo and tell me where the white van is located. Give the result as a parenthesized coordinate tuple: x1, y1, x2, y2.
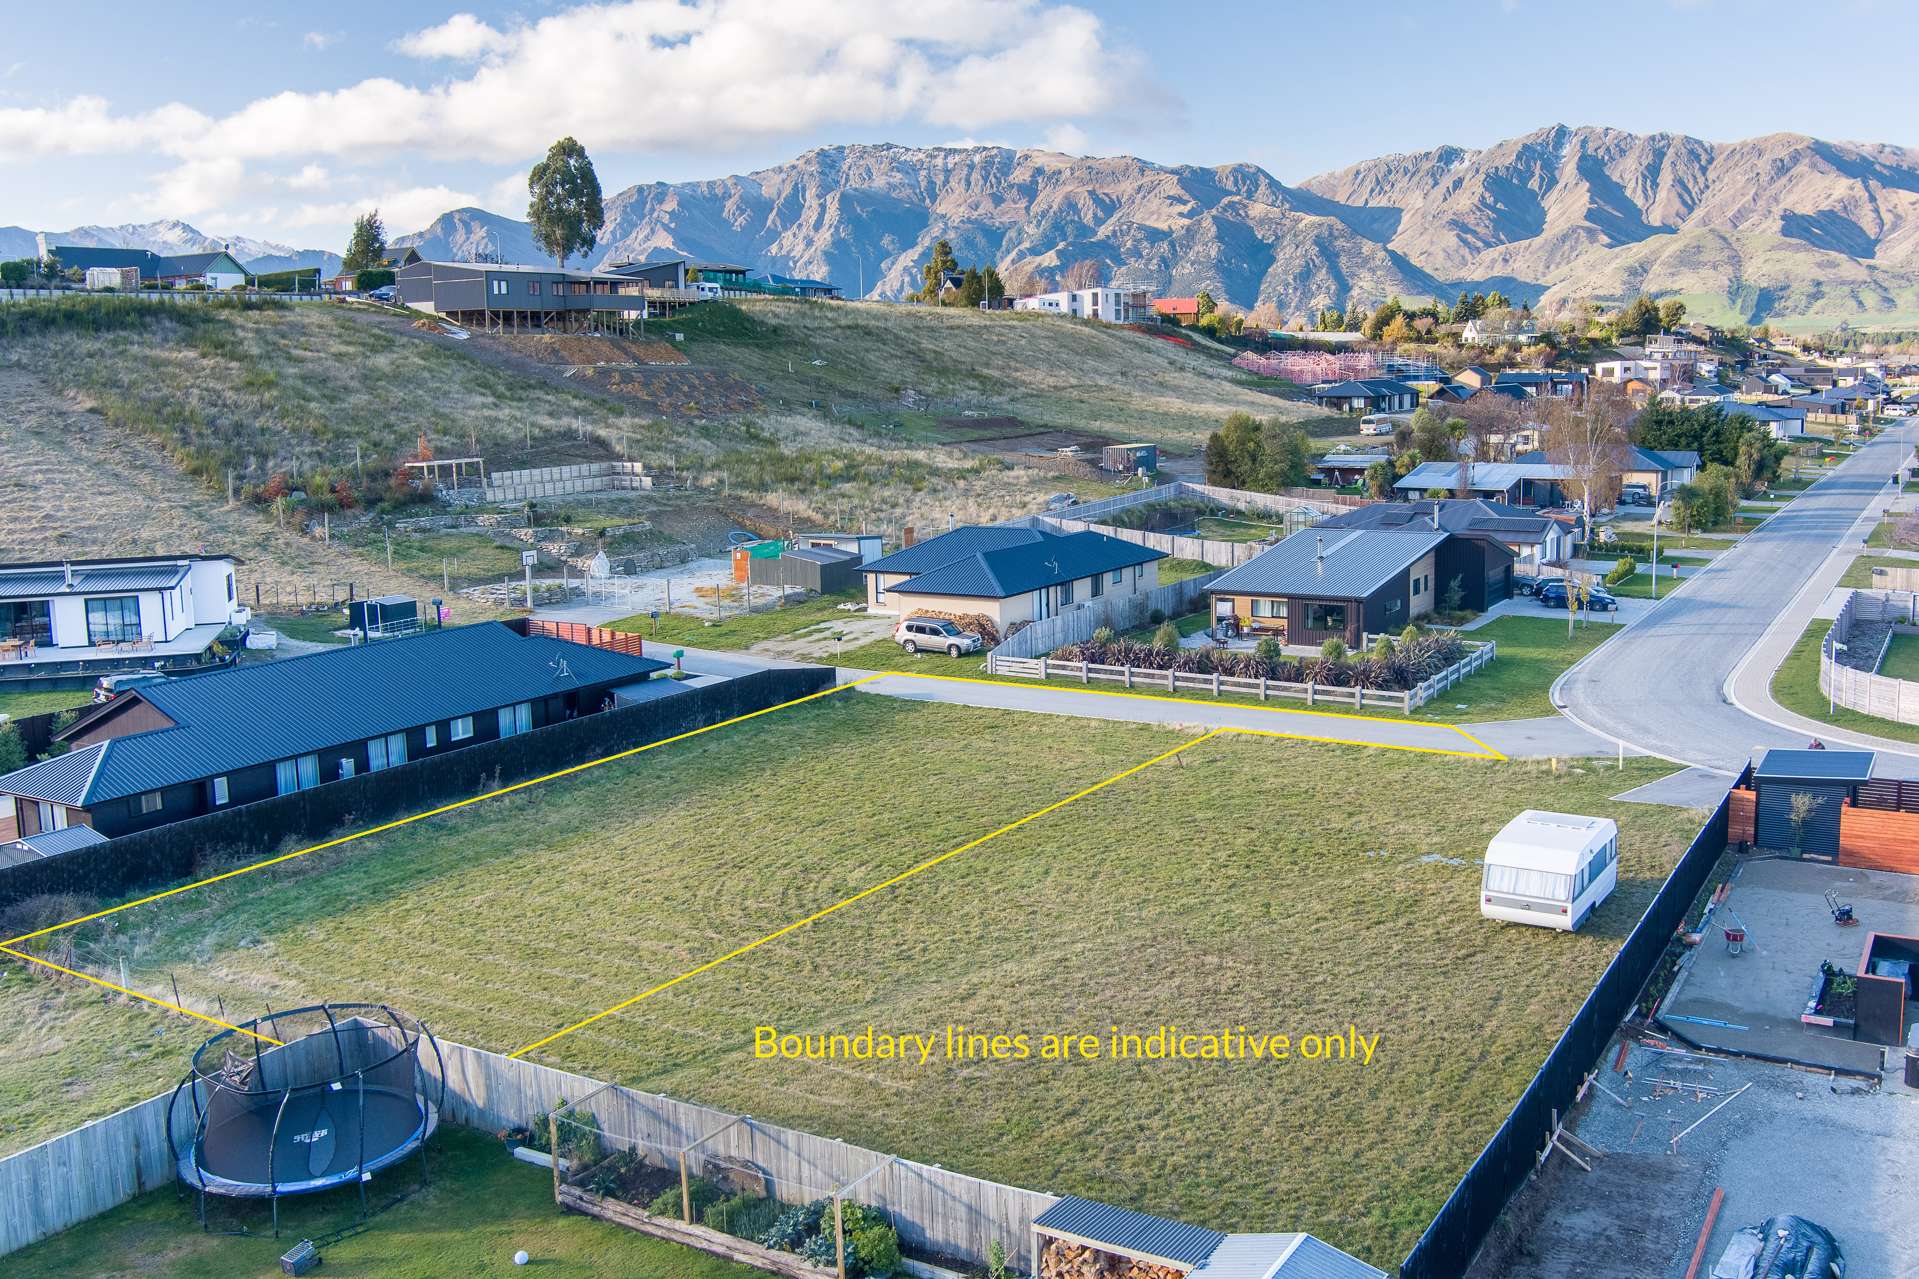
(1358, 414, 1399, 436)
(1480, 810, 1619, 932)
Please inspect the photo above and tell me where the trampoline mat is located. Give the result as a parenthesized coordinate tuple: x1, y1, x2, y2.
(186, 1086, 434, 1196)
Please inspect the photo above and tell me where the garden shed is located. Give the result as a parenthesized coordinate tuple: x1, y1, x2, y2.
(1751, 748, 1876, 856)
(745, 544, 861, 595)
(1033, 1197, 1223, 1279)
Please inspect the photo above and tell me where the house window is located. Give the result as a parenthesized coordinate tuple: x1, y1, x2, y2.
(490, 279, 508, 296)
(275, 754, 319, 795)
(339, 757, 356, 779)
(1058, 580, 1074, 606)
(1304, 602, 1347, 633)
(1090, 575, 1104, 599)
(497, 702, 532, 737)
(528, 280, 540, 296)
(85, 596, 142, 645)
(1134, 565, 1143, 582)
(1111, 569, 1124, 585)
(423, 723, 438, 749)
(211, 776, 229, 806)
(1250, 598, 1286, 619)
(138, 790, 162, 814)
(367, 731, 408, 772)
(0, 600, 51, 644)
(450, 715, 474, 742)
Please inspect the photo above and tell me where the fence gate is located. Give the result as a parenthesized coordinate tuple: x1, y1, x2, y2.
(1754, 782, 1846, 854)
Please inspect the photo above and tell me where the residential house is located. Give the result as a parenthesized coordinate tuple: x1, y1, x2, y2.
(1734, 401, 1813, 441)
(50, 245, 248, 290)
(1461, 314, 1541, 346)
(758, 271, 841, 299)
(1153, 297, 1202, 323)
(1312, 452, 1392, 487)
(0, 554, 246, 679)
(1492, 370, 1587, 400)
(1392, 461, 1569, 507)
(1012, 287, 1153, 324)
(1317, 497, 1572, 570)
(1658, 380, 1733, 408)
(1428, 381, 1532, 406)
(0, 621, 674, 840)
(859, 525, 1164, 628)
(0, 824, 108, 869)
(1310, 378, 1418, 415)
(604, 258, 690, 290)
(1207, 527, 1513, 647)
(1789, 385, 1881, 419)
(395, 259, 696, 332)
(1619, 446, 1701, 497)
(1452, 365, 1495, 390)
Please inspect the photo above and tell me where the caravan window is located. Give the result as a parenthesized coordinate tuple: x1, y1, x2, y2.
(1483, 864, 1572, 901)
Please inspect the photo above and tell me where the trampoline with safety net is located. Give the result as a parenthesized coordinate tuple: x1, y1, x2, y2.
(167, 1003, 445, 1232)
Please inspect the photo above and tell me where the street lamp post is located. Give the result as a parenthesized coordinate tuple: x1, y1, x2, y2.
(1829, 637, 1848, 717)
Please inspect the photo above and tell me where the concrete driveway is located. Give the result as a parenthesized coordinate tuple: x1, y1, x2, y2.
(1554, 427, 1919, 776)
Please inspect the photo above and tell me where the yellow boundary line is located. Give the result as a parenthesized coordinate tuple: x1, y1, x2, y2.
(0, 660, 1499, 1048)
(875, 670, 1505, 760)
(508, 729, 1228, 1058)
(0, 943, 284, 1046)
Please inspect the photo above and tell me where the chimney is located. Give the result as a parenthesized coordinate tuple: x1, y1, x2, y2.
(1432, 499, 1441, 530)
(1314, 535, 1326, 575)
(62, 560, 73, 589)
(902, 526, 917, 548)
(948, 513, 956, 531)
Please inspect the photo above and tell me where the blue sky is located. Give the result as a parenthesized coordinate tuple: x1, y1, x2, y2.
(1, 0, 1909, 250)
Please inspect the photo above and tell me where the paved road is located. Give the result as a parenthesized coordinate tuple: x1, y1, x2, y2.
(1555, 428, 1919, 776)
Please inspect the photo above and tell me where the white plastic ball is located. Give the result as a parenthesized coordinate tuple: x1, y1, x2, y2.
(514, 1250, 530, 1266)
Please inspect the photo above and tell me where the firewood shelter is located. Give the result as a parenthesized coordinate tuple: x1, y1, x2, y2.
(1031, 1197, 1385, 1279)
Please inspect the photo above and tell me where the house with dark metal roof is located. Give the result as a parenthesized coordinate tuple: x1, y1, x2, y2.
(0, 554, 246, 683)
(1309, 379, 1417, 415)
(1492, 369, 1587, 400)
(49, 245, 248, 289)
(1619, 445, 1701, 496)
(0, 621, 673, 840)
(1428, 380, 1531, 405)
(1392, 461, 1569, 506)
(1311, 452, 1391, 486)
(1319, 497, 1564, 571)
(860, 525, 1165, 629)
(395, 259, 699, 333)
(1207, 527, 1462, 647)
(0, 824, 107, 869)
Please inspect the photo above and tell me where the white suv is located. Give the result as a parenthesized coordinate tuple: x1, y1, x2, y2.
(894, 617, 983, 657)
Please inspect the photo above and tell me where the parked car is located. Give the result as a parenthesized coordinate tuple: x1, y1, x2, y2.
(1535, 580, 1619, 612)
(1044, 492, 1079, 511)
(894, 617, 983, 657)
(1358, 414, 1399, 437)
(368, 285, 397, 303)
(1619, 483, 1654, 506)
(94, 671, 170, 703)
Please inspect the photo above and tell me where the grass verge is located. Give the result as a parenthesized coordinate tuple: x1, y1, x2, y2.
(1409, 616, 1618, 723)
(1771, 618, 1919, 745)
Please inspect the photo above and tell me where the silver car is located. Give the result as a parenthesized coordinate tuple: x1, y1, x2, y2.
(894, 617, 982, 657)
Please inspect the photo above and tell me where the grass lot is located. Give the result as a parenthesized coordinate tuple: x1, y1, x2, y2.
(1409, 616, 1617, 723)
(342, 527, 536, 589)
(1601, 569, 1697, 600)
(255, 611, 350, 645)
(1157, 556, 1217, 585)
(1194, 516, 1286, 542)
(0, 696, 1703, 1267)
(1879, 634, 1919, 681)
(1838, 556, 1919, 588)
(831, 638, 991, 677)
(4, 1127, 758, 1279)
(610, 591, 863, 649)
(1866, 520, 1919, 550)
(1771, 619, 1919, 745)
(0, 687, 93, 720)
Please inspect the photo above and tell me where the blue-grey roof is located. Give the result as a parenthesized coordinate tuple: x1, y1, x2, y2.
(1734, 403, 1807, 421)
(0, 623, 668, 807)
(1393, 461, 1567, 493)
(1312, 379, 1414, 398)
(50, 246, 246, 278)
(1753, 748, 1874, 783)
(866, 526, 1163, 600)
(0, 560, 192, 601)
(0, 743, 107, 806)
(1493, 370, 1587, 386)
(1208, 528, 1447, 600)
(1625, 447, 1700, 473)
(0, 824, 110, 869)
(1190, 1234, 1386, 1279)
(1321, 498, 1547, 544)
(1034, 1197, 1225, 1267)
(1314, 453, 1390, 468)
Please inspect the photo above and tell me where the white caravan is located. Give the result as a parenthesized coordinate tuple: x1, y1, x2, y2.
(1480, 810, 1619, 932)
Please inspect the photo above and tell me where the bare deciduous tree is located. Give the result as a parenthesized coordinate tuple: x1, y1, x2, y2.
(1062, 259, 1104, 291)
(1000, 264, 1044, 299)
(1541, 384, 1633, 633)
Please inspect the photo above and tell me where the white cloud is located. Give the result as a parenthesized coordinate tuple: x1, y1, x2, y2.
(483, 171, 529, 215)
(280, 184, 483, 235)
(1042, 123, 1088, 154)
(286, 162, 332, 191)
(2, 0, 1148, 164)
(302, 31, 335, 51)
(395, 13, 512, 60)
(138, 156, 249, 217)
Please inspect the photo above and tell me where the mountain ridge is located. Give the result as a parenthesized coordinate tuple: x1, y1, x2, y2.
(2, 220, 340, 276)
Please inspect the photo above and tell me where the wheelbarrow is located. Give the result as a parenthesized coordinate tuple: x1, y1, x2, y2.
(1723, 924, 1746, 956)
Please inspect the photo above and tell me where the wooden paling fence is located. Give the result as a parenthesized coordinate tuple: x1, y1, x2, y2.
(988, 639, 1493, 713)
(1820, 589, 1919, 725)
(525, 618, 648, 657)
(990, 573, 1222, 659)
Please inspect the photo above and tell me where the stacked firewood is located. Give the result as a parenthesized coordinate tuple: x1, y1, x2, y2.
(1041, 1238, 1187, 1279)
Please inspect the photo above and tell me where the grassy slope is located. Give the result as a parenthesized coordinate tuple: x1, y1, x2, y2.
(1771, 618, 1919, 744)
(6, 1127, 759, 1279)
(672, 300, 1304, 448)
(0, 696, 1702, 1267)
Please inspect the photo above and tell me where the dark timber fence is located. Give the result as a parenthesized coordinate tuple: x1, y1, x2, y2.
(0, 667, 832, 912)
(1396, 787, 1732, 1279)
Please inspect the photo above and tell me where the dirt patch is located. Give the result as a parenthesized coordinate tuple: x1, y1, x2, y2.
(749, 614, 894, 659)
(567, 365, 762, 416)
(493, 333, 690, 366)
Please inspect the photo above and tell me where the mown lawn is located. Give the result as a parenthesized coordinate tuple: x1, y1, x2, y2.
(254, 611, 351, 645)
(5, 1127, 759, 1279)
(0, 687, 93, 720)
(1880, 634, 1919, 682)
(1838, 555, 1919, 588)
(1771, 618, 1919, 744)
(1157, 556, 1217, 584)
(1410, 616, 1618, 723)
(0, 695, 1703, 1268)
(609, 590, 864, 649)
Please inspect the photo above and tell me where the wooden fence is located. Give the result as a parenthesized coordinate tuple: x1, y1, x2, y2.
(525, 618, 648, 657)
(1821, 589, 1919, 724)
(991, 573, 1223, 660)
(2, 1034, 1061, 1270)
(1869, 564, 1919, 592)
(1835, 803, 1919, 875)
(988, 638, 1494, 713)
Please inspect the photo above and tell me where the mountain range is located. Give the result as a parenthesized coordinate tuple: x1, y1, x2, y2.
(0, 220, 340, 276)
(393, 126, 1919, 327)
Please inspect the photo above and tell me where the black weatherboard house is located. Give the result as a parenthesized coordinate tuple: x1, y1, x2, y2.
(1747, 748, 1876, 855)
(394, 258, 697, 333)
(0, 622, 672, 840)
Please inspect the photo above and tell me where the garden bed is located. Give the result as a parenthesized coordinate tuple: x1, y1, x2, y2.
(1801, 961, 1858, 1035)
